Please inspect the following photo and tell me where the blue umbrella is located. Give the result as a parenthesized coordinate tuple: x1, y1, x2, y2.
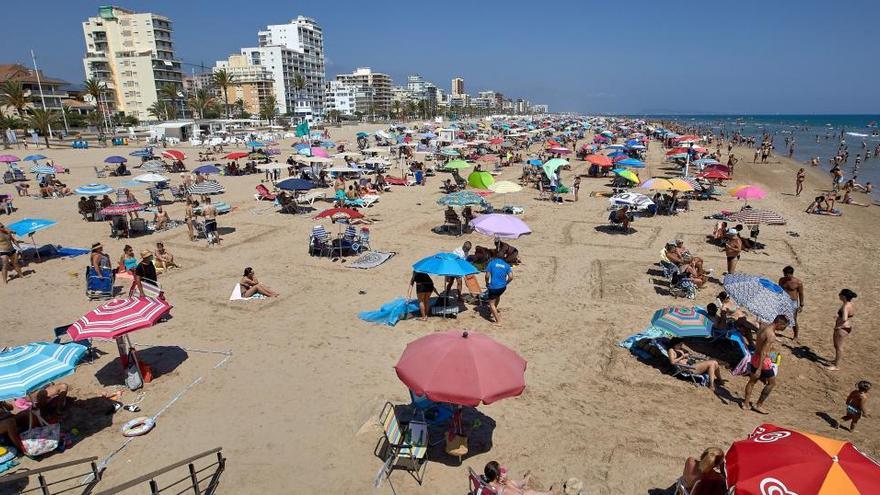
(129, 149, 154, 158)
(607, 151, 627, 158)
(617, 158, 645, 168)
(356, 131, 370, 138)
(193, 165, 221, 175)
(412, 252, 479, 277)
(23, 154, 47, 162)
(436, 191, 488, 207)
(187, 181, 225, 195)
(650, 307, 712, 338)
(276, 178, 320, 191)
(527, 159, 543, 166)
(0, 342, 86, 401)
(293, 143, 310, 151)
(75, 183, 114, 195)
(104, 155, 127, 163)
(7, 218, 57, 237)
(420, 132, 436, 139)
(30, 165, 55, 175)
(246, 141, 266, 148)
(320, 141, 335, 148)
(297, 147, 312, 156)
(722, 273, 796, 324)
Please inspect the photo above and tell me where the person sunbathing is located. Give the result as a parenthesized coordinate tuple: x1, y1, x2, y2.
(154, 242, 178, 271)
(680, 447, 725, 494)
(240, 267, 279, 297)
(119, 245, 138, 273)
(710, 221, 728, 244)
(153, 206, 170, 230)
(667, 338, 725, 390)
(682, 257, 708, 287)
(482, 461, 556, 495)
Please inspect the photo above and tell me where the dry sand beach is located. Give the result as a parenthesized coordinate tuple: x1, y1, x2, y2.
(1, 122, 878, 494)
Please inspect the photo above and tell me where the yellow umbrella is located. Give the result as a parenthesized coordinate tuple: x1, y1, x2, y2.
(639, 178, 675, 190)
(668, 178, 695, 192)
(488, 181, 523, 193)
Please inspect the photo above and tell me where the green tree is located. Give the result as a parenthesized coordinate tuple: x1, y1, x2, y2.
(326, 109, 342, 124)
(187, 88, 217, 119)
(391, 100, 402, 120)
(259, 94, 278, 124)
(0, 81, 29, 117)
(0, 114, 22, 149)
(211, 69, 235, 118)
(83, 78, 107, 130)
(233, 98, 247, 118)
(404, 100, 416, 120)
(27, 109, 60, 148)
(292, 73, 306, 121)
(158, 84, 181, 119)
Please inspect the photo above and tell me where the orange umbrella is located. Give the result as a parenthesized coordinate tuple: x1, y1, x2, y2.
(584, 154, 612, 167)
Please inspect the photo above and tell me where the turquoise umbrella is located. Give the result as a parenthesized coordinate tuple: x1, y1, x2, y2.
(413, 252, 478, 277)
(0, 342, 86, 401)
(650, 307, 712, 338)
(437, 191, 487, 207)
(542, 158, 568, 177)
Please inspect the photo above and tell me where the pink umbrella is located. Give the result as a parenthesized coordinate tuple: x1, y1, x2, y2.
(0, 155, 20, 163)
(469, 213, 531, 239)
(310, 147, 330, 158)
(546, 147, 571, 154)
(732, 185, 767, 200)
(99, 202, 144, 216)
(394, 330, 527, 406)
(67, 297, 172, 341)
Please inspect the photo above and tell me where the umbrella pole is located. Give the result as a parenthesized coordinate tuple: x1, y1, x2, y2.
(125, 334, 144, 383)
(28, 234, 40, 261)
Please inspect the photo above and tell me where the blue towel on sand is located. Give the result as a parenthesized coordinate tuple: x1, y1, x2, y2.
(360, 297, 420, 326)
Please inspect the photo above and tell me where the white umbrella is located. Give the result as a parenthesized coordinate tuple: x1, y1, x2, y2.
(326, 166, 363, 173)
(362, 147, 387, 154)
(133, 173, 169, 183)
(257, 163, 286, 171)
(363, 157, 389, 165)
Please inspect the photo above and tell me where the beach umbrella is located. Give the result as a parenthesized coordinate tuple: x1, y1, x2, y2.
(668, 178, 696, 192)
(30, 164, 55, 175)
(129, 150, 153, 158)
(704, 164, 731, 174)
(246, 141, 265, 148)
(276, 178, 320, 191)
(489, 137, 503, 145)
(443, 159, 471, 170)
(0, 155, 20, 163)
(193, 165, 221, 175)
(356, 131, 370, 138)
(608, 192, 654, 211)
(693, 158, 720, 167)
(527, 159, 542, 167)
(600, 130, 614, 137)
(140, 160, 167, 173)
(725, 423, 880, 495)
(584, 154, 613, 167)
(75, 183, 114, 196)
(394, 330, 526, 406)
(293, 142, 310, 152)
(697, 169, 730, 180)
(650, 307, 712, 338)
(314, 207, 363, 220)
(161, 150, 186, 161)
(725, 209, 786, 225)
(23, 154, 47, 162)
(133, 173, 168, 183)
(224, 152, 249, 160)
(607, 151, 627, 158)
(440, 148, 460, 157)
(546, 147, 571, 155)
(617, 158, 645, 168)
(186, 181, 224, 195)
(467, 171, 495, 190)
(723, 273, 795, 323)
(476, 154, 500, 163)
(732, 185, 767, 200)
(542, 158, 568, 177)
(7, 218, 56, 238)
(67, 297, 172, 341)
(640, 178, 675, 190)
(412, 253, 479, 278)
(667, 153, 689, 160)
(104, 155, 127, 164)
(488, 181, 523, 194)
(99, 202, 144, 216)
(310, 147, 330, 158)
(470, 214, 531, 239)
(300, 156, 333, 165)
(437, 191, 487, 207)
(612, 169, 640, 184)
(326, 166, 363, 173)
(0, 342, 87, 401)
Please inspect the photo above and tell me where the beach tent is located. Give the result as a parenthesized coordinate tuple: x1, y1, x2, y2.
(467, 171, 495, 190)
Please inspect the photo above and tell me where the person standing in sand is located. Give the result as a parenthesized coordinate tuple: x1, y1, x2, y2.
(185, 198, 197, 242)
(485, 255, 513, 325)
(795, 168, 806, 196)
(778, 266, 804, 340)
(0, 223, 24, 284)
(202, 197, 219, 246)
(742, 315, 788, 414)
(826, 288, 857, 371)
(723, 228, 742, 274)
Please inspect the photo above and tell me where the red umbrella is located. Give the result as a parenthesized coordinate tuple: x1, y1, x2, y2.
(674, 135, 700, 142)
(704, 164, 731, 174)
(394, 330, 527, 406)
(314, 207, 363, 220)
(161, 150, 186, 161)
(698, 169, 731, 180)
(611, 155, 627, 163)
(725, 423, 880, 494)
(546, 139, 561, 147)
(585, 154, 613, 167)
(489, 138, 503, 145)
(666, 147, 690, 156)
(67, 297, 172, 341)
(223, 152, 249, 160)
(99, 202, 144, 216)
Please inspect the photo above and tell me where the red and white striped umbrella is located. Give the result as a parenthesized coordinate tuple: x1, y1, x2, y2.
(99, 202, 144, 216)
(161, 149, 186, 161)
(67, 297, 172, 341)
(725, 208, 786, 225)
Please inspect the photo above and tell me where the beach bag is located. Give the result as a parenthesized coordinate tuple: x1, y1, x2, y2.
(126, 352, 144, 391)
(21, 416, 60, 457)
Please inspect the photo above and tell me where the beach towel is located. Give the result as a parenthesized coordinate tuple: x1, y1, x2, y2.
(618, 327, 668, 350)
(359, 297, 420, 326)
(812, 209, 842, 216)
(229, 284, 267, 301)
(346, 251, 396, 269)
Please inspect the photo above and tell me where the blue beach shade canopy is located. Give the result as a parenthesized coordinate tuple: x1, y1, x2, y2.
(412, 252, 479, 277)
(0, 342, 86, 401)
(276, 178, 320, 191)
(104, 155, 127, 163)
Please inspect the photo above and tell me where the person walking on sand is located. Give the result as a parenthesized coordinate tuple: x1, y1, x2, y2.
(826, 289, 857, 371)
(795, 168, 806, 196)
(202, 197, 219, 246)
(778, 266, 804, 340)
(185, 198, 196, 242)
(840, 381, 871, 431)
(485, 255, 513, 325)
(0, 222, 24, 284)
(723, 228, 742, 274)
(742, 315, 789, 414)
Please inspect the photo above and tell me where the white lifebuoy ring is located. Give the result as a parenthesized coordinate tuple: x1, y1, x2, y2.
(121, 416, 155, 437)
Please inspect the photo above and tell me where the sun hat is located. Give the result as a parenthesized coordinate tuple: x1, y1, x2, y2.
(140, 249, 153, 260)
(91, 242, 103, 251)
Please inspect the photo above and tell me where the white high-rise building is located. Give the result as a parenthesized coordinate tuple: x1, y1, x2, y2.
(81, 5, 184, 120)
(241, 16, 325, 121)
(324, 80, 355, 117)
(335, 67, 392, 117)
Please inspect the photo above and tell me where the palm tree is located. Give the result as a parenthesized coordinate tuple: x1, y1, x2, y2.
(259, 95, 278, 124)
(187, 88, 216, 119)
(0, 114, 22, 149)
(83, 78, 107, 129)
(158, 84, 181, 119)
(211, 69, 235, 118)
(233, 98, 247, 118)
(292, 73, 305, 121)
(0, 81, 29, 117)
(326, 109, 342, 124)
(147, 101, 168, 121)
(85, 111, 103, 130)
(391, 100, 402, 120)
(28, 109, 59, 148)
(404, 101, 417, 120)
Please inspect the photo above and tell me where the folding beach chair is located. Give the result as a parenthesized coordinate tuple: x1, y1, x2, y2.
(374, 402, 428, 487)
(652, 340, 709, 387)
(85, 266, 115, 300)
(255, 184, 276, 201)
(93, 166, 107, 178)
(169, 185, 188, 201)
(468, 467, 499, 495)
(444, 208, 463, 235)
(129, 276, 164, 299)
(308, 225, 331, 257)
(356, 228, 371, 251)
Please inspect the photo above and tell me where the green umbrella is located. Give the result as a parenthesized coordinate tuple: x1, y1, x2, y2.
(467, 171, 495, 190)
(444, 159, 471, 170)
(542, 158, 568, 177)
(612, 168, 640, 183)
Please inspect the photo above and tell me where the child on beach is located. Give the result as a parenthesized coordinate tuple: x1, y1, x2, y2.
(840, 381, 870, 431)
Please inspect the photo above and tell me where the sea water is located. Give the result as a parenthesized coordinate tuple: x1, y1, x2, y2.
(649, 114, 880, 201)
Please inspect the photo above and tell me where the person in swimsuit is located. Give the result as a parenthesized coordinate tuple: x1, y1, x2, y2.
(118, 245, 138, 273)
(185, 198, 196, 241)
(742, 315, 789, 414)
(666, 338, 725, 391)
(840, 380, 871, 431)
(481, 461, 555, 495)
(680, 447, 725, 494)
(723, 228, 742, 274)
(201, 197, 219, 246)
(90, 242, 111, 278)
(154, 242, 178, 271)
(778, 266, 804, 340)
(408, 270, 437, 321)
(795, 168, 805, 196)
(240, 267, 279, 298)
(827, 288, 857, 371)
(0, 223, 24, 284)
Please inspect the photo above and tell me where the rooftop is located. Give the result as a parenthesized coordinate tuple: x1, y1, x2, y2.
(0, 64, 67, 86)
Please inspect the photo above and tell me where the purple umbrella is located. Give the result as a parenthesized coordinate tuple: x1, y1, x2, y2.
(104, 156, 127, 164)
(469, 214, 532, 239)
(0, 155, 21, 163)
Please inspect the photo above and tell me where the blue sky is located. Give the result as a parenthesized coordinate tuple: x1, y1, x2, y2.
(3, 0, 877, 114)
